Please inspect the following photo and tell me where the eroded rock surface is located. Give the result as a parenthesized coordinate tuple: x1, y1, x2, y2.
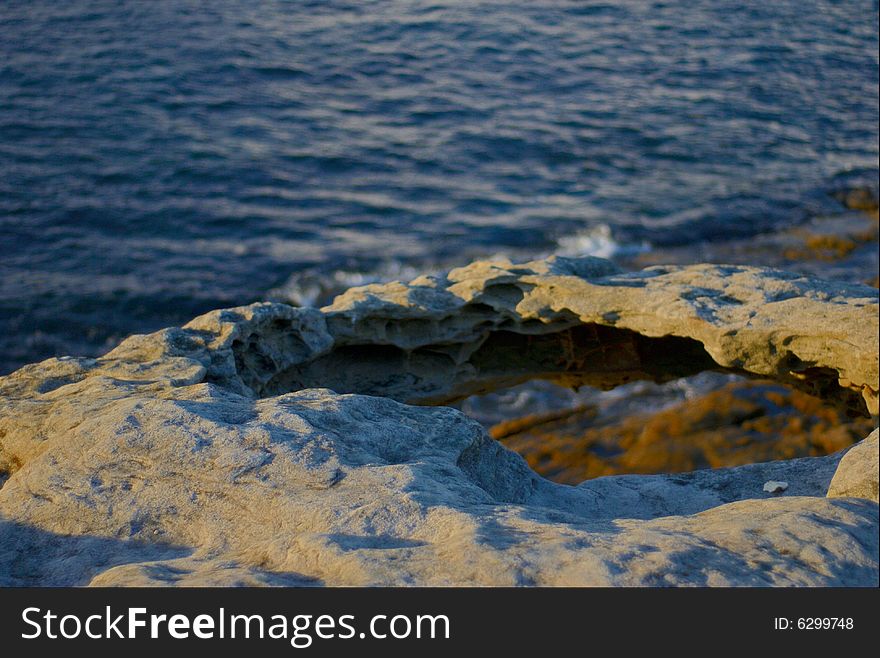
(1, 385, 877, 587)
(0, 257, 877, 586)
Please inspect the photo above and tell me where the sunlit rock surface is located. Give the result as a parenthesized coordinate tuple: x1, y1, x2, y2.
(828, 430, 879, 503)
(1, 257, 877, 586)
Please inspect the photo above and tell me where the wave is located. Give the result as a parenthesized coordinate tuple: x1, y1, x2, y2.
(268, 223, 651, 308)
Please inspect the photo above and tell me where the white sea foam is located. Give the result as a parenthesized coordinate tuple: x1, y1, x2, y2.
(270, 223, 651, 308)
(270, 262, 427, 307)
(553, 224, 650, 260)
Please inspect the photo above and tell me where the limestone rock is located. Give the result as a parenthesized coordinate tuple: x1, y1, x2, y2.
(0, 256, 877, 586)
(0, 386, 876, 586)
(5, 258, 877, 419)
(828, 430, 879, 503)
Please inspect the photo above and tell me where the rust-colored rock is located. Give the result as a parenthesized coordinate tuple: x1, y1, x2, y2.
(496, 380, 875, 485)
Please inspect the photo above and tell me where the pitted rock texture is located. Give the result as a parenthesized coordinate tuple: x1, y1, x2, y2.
(4, 257, 878, 421)
(0, 256, 877, 586)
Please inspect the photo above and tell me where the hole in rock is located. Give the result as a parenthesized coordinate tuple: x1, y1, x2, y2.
(232, 319, 867, 416)
(239, 324, 725, 402)
(224, 318, 872, 484)
(456, 374, 874, 485)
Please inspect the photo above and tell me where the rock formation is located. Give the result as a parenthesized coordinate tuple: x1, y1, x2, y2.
(492, 380, 875, 484)
(0, 257, 877, 586)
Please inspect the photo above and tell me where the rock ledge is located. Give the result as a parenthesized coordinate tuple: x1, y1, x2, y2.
(0, 257, 877, 586)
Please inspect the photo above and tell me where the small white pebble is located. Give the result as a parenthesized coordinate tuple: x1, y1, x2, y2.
(763, 480, 789, 494)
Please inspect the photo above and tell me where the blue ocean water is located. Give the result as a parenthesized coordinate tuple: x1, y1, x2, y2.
(1, 0, 878, 374)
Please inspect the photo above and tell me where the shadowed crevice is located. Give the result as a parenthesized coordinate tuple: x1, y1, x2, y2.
(226, 320, 868, 416)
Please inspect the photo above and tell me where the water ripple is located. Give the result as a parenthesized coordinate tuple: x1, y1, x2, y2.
(0, 0, 877, 372)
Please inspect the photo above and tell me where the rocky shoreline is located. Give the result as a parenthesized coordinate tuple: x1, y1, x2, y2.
(1, 256, 877, 586)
